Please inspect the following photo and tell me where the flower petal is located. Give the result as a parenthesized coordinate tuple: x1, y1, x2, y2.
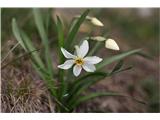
(74, 45, 80, 56)
(78, 40, 89, 58)
(82, 63, 96, 72)
(105, 39, 120, 51)
(58, 60, 74, 69)
(61, 48, 76, 59)
(73, 65, 82, 76)
(84, 56, 102, 64)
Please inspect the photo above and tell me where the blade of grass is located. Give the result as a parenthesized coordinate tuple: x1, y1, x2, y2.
(44, 9, 52, 35)
(12, 18, 45, 70)
(1, 48, 39, 69)
(71, 92, 123, 109)
(136, 52, 153, 60)
(111, 60, 124, 73)
(88, 34, 108, 56)
(112, 66, 133, 75)
(65, 9, 90, 49)
(88, 42, 103, 56)
(56, 16, 65, 63)
(1, 42, 19, 63)
(20, 30, 45, 70)
(12, 19, 56, 96)
(55, 15, 66, 101)
(32, 61, 56, 95)
(96, 49, 142, 70)
(32, 62, 69, 112)
(12, 18, 26, 50)
(33, 8, 54, 79)
(20, 31, 57, 93)
(67, 72, 108, 105)
(68, 67, 133, 106)
(70, 92, 147, 109)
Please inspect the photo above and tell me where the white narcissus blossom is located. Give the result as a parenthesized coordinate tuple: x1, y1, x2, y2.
(105, 39, 120, 51)
(58, 40, 102, 77)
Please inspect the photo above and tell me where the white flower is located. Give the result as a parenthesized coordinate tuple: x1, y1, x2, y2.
(105, 39, 120, 51)
(90, 17, 104, 27)
(58, 40, 102, 77)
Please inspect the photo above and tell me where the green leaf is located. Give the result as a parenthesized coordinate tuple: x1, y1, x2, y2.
(111, 60, 124, 73)
(68, 66, 134, 107)
(55, 15, 66, 100)
(65, 9, 90, 49)
(71, 92, 122, 109)
(96, 49, 142, 70)
(67, 72, 108, 106)
(55, 16, 65, 63)
(33, 8, 54, 78)
(70, 92, 147, 109)
(1, 49, 39, 69)
(88, 42, 103, 56)
(136, 52, 153, 60)
(12, 18, 26, 50)
(44, 9, 52, 35)
(111, 66, 133, 75)
(20, 31, 45, 70)
(12, 18, 45, 70)
(1, 42, 19, 63)
(32, 61, 56, 96)
(88, 34, 108, 56)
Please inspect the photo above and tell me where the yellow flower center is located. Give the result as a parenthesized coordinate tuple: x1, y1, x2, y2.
(75, 58, 84, 65)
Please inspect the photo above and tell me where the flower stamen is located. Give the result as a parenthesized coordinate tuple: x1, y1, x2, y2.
(75, 58, 84, 65)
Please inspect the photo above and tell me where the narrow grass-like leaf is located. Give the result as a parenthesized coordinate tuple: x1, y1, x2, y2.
(111, 60, 124, 73)
(55, 16, 66, 101)
(68, 66, 133, 106)
(44, 9, 52, 35)
(88, 34, 108, 56)
(136, 52, 153, 60)
(20, 31, 45, 69)
(67, 72, 108, 105)
(32, 62, 56, 95)
(32, 62, 69, 112)
(65, 9, 90, 49)
(12, 18, 26, 50)
(96, 49, 142, 70)
(88, 42, 103, 56)
(111, 66, 133, 75)
(33, 8, 54, 78)
(56, 16, 65, 63)
(21, 31, 56, 91)
(70, 92, 122, 109)
(1, 49, 38, 69)
(12, 18, 45, 70)
(70, 92, 146, 109)
(1, 42, 19, 63)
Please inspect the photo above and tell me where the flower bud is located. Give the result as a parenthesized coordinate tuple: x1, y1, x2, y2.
(91, 17, 104, 27)
(90, 36, 106, 41)
(105, 39, 120, 50)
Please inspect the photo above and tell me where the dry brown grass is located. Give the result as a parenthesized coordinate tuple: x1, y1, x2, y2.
(1, 44, 159, 112)
(1, 62, 56, 112)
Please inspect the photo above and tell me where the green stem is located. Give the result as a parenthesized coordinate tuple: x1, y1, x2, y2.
(88, 42, 102, 56)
